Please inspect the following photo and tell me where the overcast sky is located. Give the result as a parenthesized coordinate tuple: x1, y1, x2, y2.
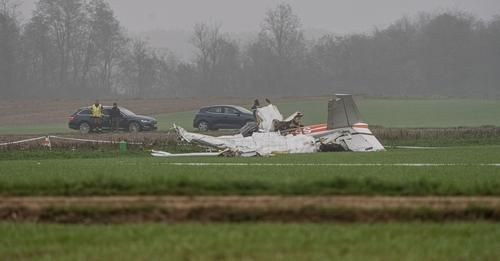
(19, 0, 500, 34)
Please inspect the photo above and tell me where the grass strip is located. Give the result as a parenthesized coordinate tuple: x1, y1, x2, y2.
(2, 222, 499, 260)
(1, 146, 500, 196)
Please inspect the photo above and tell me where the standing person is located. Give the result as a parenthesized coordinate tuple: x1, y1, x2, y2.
(251, 99, 260, 121)
(111, 102, 121, 132)
(91, 100, 103, 132)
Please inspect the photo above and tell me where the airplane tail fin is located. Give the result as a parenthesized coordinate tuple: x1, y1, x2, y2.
(326, 94, 385, 151)
(327, 94, 362, 129)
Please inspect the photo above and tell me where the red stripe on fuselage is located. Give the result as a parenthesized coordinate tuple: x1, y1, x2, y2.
(288, 123, 369, 135)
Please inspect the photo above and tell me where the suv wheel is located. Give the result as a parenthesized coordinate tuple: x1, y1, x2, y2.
(197, 121, 209, 132)
(79, 122, 90, 134)
(129, 122, 141, 133)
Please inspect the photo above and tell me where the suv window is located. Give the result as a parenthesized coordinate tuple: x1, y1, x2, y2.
(207, 107, 223, 113)
(103, 109, 111, 116)
(225, 107, 239, 114)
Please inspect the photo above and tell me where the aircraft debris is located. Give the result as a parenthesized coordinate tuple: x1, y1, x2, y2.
(152, 94, 384, 157)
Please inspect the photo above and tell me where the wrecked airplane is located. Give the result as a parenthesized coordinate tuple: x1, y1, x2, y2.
(152, 94, 385, 157)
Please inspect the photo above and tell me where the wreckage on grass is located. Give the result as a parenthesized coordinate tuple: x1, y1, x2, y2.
(152, 94, 384, 157)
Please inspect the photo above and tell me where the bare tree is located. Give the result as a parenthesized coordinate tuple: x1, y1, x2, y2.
(191, 22, 240, 94)
(260, 2, 304, 59)
(32, 0, 89, 92)
(84, 0, 127, 92)
(0, 0, 21, 96)
(191, 22, 225, 76)
(245, 3, 306, 95)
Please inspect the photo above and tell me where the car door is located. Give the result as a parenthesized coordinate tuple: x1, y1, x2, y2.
(102, 108, 112, 130)
(206, 106, 224, 129)
(223, 107, 243, 129)
(119, 112, 129, 130)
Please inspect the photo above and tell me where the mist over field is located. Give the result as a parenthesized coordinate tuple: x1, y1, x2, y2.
(1, 0, 500, 98)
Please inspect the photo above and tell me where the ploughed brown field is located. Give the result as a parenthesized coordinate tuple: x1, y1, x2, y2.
(0, 97, 321, 126)
(0, 97, 246, 125)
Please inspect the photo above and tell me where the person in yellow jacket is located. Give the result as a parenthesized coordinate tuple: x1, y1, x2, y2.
(91, 100, 103, 132)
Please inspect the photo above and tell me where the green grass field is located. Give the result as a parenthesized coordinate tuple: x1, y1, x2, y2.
(2, 98, 499, 260)
(1, 223, 499, 260)
(1, 98, 499, 134)
(1, 146, 499, 196)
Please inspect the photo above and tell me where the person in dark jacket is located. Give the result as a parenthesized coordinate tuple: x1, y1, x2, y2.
(251, 99, 260, 121)
(111, 103, 121, 132)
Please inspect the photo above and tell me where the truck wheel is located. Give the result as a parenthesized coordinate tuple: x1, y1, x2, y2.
(79, 122, 90, 134)
(129, 122, 141, 133)
(197, 121, 209, 132)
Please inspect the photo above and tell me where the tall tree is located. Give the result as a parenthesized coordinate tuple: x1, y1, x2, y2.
(84, 0, 127, 92)
(32, 0, 89, 92)
(0, 0, 21, 96)
(191, 23, 222, 85)
(418, 13, 477, 95)
(115, 40, 157, 97)
(481, 16, 500, 96)
(260, 2, 304, 60)
(191, 22, 240, 94)
(246, 2, 306, 95)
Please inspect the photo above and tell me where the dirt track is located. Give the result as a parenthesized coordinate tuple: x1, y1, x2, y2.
(2, 196, 500, 210)
(2, 196, 500, 223)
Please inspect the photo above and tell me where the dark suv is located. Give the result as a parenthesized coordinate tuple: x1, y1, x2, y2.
(193, 105, 255, 131)
(69, 106, 158, 134)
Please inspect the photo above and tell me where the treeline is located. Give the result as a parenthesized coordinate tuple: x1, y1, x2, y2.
(1, 0, 499, 98)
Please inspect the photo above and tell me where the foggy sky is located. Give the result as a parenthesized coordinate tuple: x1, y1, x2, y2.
(18, 0, 500, 34)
